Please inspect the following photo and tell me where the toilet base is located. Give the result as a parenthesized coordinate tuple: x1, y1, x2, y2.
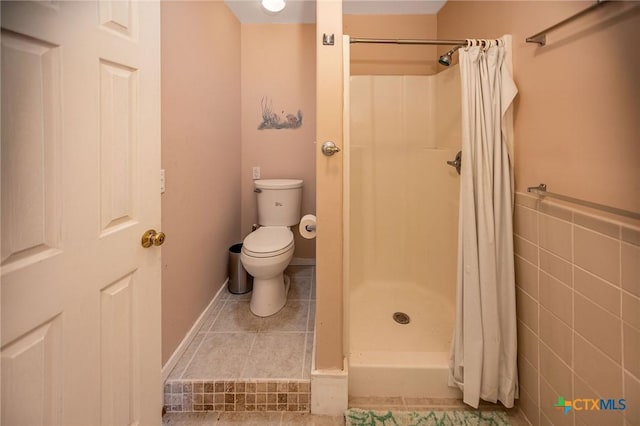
(250, 274, 291, 317)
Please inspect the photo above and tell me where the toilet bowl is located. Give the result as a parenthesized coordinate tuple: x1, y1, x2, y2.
(241, 226, 294, 316)
(240, 178, 303, 317)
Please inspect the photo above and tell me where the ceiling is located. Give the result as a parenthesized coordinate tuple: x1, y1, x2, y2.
(224, 0, 447, 24)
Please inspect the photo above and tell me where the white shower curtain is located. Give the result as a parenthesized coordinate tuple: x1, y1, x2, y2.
(448, 36, 519, 409)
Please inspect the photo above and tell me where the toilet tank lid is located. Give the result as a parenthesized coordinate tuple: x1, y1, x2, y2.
(254, 179, 303, 190)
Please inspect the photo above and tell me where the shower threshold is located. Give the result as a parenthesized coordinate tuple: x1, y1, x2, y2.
(348, 351, 461, 398)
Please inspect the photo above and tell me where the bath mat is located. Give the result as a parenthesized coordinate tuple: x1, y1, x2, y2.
(345, 408, 510, 426)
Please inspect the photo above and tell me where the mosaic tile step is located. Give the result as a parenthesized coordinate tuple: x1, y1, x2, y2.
(164, 379, 311, 413)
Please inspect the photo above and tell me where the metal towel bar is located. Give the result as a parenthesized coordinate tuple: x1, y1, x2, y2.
(525, 0, 609, 46)
(527, 183, 640, 220)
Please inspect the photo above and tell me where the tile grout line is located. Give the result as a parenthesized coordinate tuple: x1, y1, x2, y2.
(206, 298, 232, 332)
(238, 332, 259, 380)
(176, 299, 229, 381)
(165, 266, 317, 414)
(300, 299, 312, 379)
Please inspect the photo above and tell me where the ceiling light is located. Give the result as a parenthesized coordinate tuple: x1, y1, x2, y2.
(261, 0, 286, 13)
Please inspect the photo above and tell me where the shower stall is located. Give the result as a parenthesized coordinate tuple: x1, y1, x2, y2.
(343, 37, 463, 398)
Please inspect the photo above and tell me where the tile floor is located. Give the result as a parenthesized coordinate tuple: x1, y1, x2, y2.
(167, 266, 315, 382)
(163, 265, 531, 424)
(164, 266, 315, 413)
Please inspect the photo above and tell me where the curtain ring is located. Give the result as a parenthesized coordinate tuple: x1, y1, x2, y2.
(465, 39, 472, 50)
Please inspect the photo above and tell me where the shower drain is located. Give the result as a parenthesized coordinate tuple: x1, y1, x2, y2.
(392, 312, 411, 325)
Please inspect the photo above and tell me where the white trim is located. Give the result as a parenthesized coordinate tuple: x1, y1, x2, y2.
(289, 257, 316, 266)
(310, 330, 349, 415)
(310, 359, 349, 415)
(342, 34, 351, 354)
(161, 278, 228, 382)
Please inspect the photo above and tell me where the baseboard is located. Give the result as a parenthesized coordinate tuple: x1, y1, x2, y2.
(310, 331, 349, 415)
(290, 257, 316, 266)
(161, 278, 228, 382)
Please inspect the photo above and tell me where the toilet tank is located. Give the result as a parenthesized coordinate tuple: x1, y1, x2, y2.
(255, 179, 303, 226)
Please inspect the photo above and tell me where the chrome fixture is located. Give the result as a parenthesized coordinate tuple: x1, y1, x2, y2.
(350, 38, 467, 46)
(447, 151, 462, 175)
(527, 183, 640, 220)
(321, 141, 341, 156)
(526, 0, 609, 46)
(438, 46, 462, 66)
(349, 37, 511, 70)
(322, 33, 335, 46)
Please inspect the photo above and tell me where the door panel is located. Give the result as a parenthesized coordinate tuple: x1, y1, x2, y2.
(100, 272, 136, 426)
(99, 58, 138, 234)
(99, 0, 136, 38)
(1, 316, 63, 426)
(1, 1, 161, 424)
(1, 30, 62, 273)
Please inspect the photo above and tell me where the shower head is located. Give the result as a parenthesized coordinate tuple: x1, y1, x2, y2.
(438, 46, 462, 67)
(438, 52, 452, 66)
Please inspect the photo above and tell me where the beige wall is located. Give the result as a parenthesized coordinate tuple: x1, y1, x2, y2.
(240, 24, 316, 260)
(437, 3, 640, 423)
(343, 14, 438, 75)
(315, 0, 345, 370)
(161, 1, 241, 364)
(437, 1, 640, 213)
(514, 193, 640, 425)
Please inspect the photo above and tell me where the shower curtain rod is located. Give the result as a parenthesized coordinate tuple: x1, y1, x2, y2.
(350, 37, 467, 46)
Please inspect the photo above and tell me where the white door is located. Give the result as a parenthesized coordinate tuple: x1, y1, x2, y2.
(1, 1, 162, 425)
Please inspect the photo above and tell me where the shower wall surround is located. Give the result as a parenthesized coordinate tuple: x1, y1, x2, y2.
(346, 68, 463, 399)
(514, 192, 640, 426)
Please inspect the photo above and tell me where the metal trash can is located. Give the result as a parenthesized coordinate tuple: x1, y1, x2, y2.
(228, 243, 253, 294)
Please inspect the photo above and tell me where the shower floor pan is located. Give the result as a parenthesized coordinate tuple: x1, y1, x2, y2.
(348, 280, 461, 398)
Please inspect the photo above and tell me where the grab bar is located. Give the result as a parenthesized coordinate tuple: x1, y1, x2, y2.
(527, 183, 640, 220)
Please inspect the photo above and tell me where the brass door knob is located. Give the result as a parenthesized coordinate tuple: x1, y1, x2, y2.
(141, 229, 166, 248)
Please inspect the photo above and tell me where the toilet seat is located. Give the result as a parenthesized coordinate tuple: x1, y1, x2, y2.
(242, 227, 294, 258)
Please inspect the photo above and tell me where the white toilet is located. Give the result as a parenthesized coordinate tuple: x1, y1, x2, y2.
(241, 179, 303, 317)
